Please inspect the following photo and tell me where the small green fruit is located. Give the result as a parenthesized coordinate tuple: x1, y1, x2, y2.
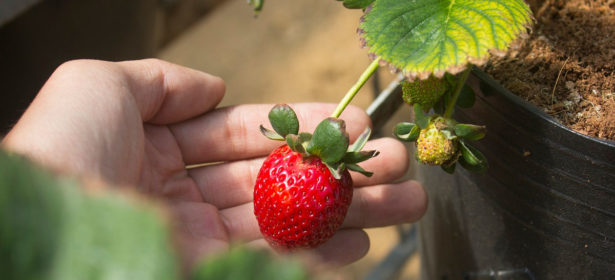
(402, 76, 448, 110)
(416, 120, 458, 165)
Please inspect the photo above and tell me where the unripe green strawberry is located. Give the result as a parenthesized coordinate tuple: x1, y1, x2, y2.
(402, 76, 448, 110)
(254, 145, 353, 250)
(416, 120, 458, 165)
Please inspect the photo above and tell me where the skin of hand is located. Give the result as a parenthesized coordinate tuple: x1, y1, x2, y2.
(1, 59, 427, 269)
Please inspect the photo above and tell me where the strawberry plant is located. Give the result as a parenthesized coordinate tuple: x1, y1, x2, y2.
(248, 0, 533, 249)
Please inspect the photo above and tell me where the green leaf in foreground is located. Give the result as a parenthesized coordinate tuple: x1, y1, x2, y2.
(360, 0, 532, 79)
(191, 247, 308, 280)
(0, 150, 179, 280)
(0, 150, 314, 279)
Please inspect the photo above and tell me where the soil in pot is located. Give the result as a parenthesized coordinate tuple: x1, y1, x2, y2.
(485, 0, 615, 140)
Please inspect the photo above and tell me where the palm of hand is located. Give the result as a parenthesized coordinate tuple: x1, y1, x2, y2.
(2, 59, 426, 269)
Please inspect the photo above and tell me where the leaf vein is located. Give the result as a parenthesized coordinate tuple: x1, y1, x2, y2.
(455, 3, 499, 49)
(386, 8, 443, 61)
(448, 17, 480, 57)
(367, 1, 434, 47)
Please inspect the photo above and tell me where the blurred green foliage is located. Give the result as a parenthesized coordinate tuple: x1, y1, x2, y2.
(191, 248, 308, 280)
(0, 150, 308, 280)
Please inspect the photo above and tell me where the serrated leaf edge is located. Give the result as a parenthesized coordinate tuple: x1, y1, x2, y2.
(358, 1, 534, 81)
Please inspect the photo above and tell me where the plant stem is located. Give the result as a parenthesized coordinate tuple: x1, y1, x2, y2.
(444, 67, 472, 118)
(331, 59, 380, 118)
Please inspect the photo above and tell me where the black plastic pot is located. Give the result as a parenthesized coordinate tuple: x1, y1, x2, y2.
(417, 68, 615, 279)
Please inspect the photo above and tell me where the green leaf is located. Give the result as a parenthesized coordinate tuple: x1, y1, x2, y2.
(0, 150, 179, 280)
(454, 123, 486, 141)
(337, 0, 375, 9)
(360, 0, 532, 79)
(307, 118, 349, 165)
(346, 163, 374, 177)
(394, 122, 420, 142)
(191, 247, 308, 280)
(260, 125, 284, 141)
(457, 84, 476, 108)
(459, 141, 488, 172)
(268, 104, 299, 138)
(348, 127, 372, 153)
(413, 104, 429, 129)
(0, 152, 64, 280)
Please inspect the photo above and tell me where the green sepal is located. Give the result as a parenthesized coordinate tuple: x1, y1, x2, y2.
(457, 85, 476, 108)
(455, 124, 486, 141)
(285, 133, 312, 155)
(336, 0, 374, 9)
(440, 129, 457, 140)
(326, 163, 344, 180)
(306, 118, 349, 165)
(346, 163, 374, 177)
(342, 150, 379, 164)
(348, 127, 371, 153)
(413, 104, 430, 129)
(259, 125, 284, 141)
(393, 122, 420, 142)
(268, 104, 299, 138)
(459, 141, 488, 173)
(441, 162, 456, 174)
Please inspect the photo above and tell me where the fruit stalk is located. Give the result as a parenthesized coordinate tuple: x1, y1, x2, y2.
(331, 59, 380, 118)
(443, 67, 471, 118)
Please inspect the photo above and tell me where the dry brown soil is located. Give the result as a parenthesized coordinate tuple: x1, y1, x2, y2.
(486, 0, 615, 140)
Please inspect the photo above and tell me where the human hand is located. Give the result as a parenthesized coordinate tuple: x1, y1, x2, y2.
(2, 59, 427, 268)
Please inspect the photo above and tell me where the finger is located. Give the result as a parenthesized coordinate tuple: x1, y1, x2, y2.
(219, 202, 261, 242)
(170, 103, 372, 164)
(342, 180, 427, 228)
(350, 137, 410, 187)
(188, 138, 409, 209)
(170, 202, 230, 268)
(118, 58, 226, 124)
(188, 158, 264, 209)
(246, 229, 370, 267)
(309, 229, 370, 266)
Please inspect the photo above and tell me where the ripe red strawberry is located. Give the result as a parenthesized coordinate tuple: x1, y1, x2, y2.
(254, 145, 353, 249)
(254, 104, 377, 250)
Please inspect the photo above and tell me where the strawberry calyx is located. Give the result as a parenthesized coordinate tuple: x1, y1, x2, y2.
(260, 104, 379, 178)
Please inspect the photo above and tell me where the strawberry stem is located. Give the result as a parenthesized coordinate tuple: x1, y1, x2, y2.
(331, 59, 380, 118)
(443, 67, 471, 118)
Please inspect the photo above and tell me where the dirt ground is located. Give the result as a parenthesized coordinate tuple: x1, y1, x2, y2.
(487, 0, 615, 140)
(158, 0, 418, 278)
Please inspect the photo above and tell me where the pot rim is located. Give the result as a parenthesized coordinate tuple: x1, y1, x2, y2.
(470, 67, 615, 148)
